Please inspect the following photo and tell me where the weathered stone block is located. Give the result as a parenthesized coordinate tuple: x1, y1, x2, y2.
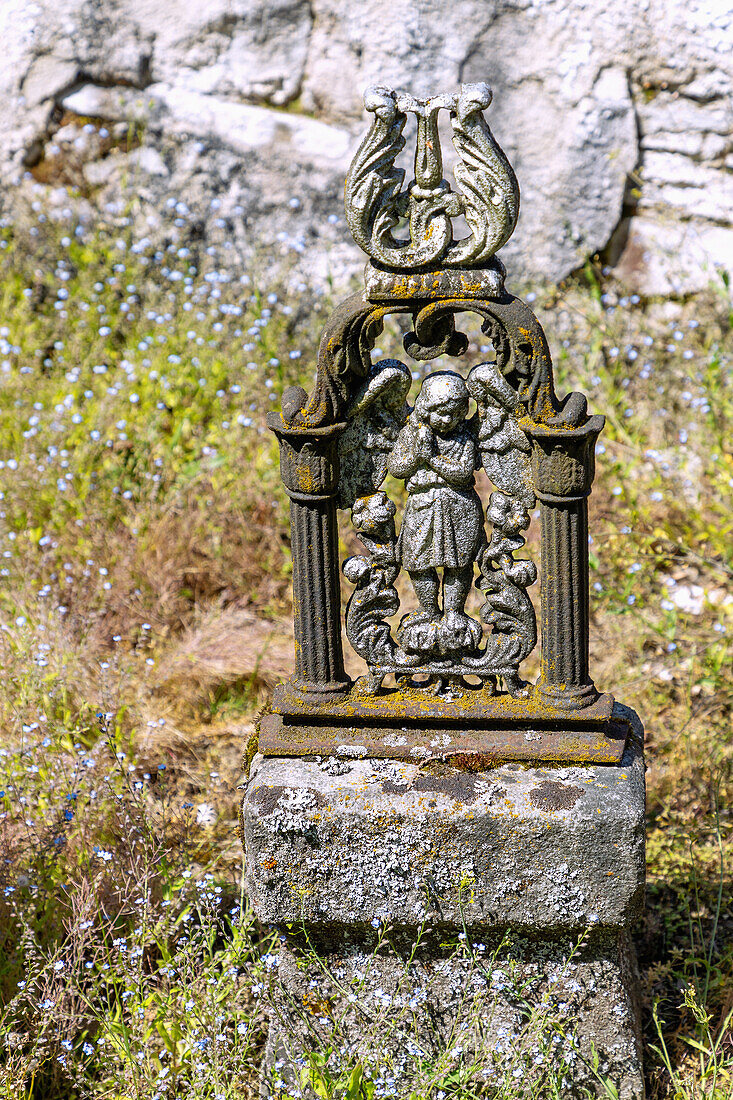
(243, 706, 645, 934)
(261, 929, 644, 1100)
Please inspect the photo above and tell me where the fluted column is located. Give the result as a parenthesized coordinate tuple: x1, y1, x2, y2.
(527, 416, 605, 710)
(267, 414, 350, 694)
(289, 496, 346, 688)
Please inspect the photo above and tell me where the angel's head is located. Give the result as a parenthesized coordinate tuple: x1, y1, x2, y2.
(466, 361, 518, 413)
(414, 371, 469, 435)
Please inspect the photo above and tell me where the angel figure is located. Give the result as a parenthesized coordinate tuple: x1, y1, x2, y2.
(337, 359, 412, 510)
(387, 372, 484, 656)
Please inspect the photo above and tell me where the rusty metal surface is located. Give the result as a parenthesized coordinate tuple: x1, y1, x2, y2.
(344, 85, 518, 272)
(262, 680, 624, 764)
(273, 679, 614, 726)
(263, 83, 624, 762)
(259, 712, 628, 766)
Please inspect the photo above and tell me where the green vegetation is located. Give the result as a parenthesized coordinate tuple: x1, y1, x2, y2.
(0, 195, 731, 1097)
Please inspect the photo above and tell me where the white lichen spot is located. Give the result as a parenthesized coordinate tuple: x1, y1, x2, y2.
(271, 787, 317, 836)
(319, 756, 351, 775)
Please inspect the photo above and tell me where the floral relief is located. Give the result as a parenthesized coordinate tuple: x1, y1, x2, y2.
(341, 355, 537, 696)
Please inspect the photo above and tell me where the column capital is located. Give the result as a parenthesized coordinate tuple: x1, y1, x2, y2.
(525, 415, 605, 502)
(266, 413, 345, 500)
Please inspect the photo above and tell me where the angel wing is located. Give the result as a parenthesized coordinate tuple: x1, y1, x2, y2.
(337, 359, 412, 509)
(344, 87, 409, 267)
(467, 361, 533, 509)
(449, 83, 519, 266)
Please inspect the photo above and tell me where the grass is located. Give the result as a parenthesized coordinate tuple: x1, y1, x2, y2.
(0, 187, 731, 1097)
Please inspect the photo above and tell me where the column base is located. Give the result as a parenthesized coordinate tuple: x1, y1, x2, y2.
(537, 680, 600, 711)
(291, 676, 352, 695)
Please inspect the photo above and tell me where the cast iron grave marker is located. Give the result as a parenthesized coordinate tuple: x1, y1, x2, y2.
(261, 83, 630, 765)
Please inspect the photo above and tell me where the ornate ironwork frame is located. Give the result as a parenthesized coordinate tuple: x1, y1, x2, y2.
(260, 86, 627, 764)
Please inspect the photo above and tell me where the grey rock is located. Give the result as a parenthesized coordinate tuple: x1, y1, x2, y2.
(61, 84, 159, 124)
(84, 156, 122, 187)
(0, 0, 731, 293)
(131, 0, 313, 106)
(151, 84, 353, 164)
(21, 55, 78, 110)
(614, 213, 733, 298)
(127, 146, 169, 178)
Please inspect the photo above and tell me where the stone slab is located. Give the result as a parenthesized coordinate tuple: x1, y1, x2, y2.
(243, 704, 645, 933)
(261, 929, 645, 1100)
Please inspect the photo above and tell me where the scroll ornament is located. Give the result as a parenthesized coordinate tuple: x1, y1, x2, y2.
(344, 83, 519, 271)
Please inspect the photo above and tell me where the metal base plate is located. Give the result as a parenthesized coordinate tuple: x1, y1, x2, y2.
(364, 258, 506, 301)
(261, 681, 627, 764)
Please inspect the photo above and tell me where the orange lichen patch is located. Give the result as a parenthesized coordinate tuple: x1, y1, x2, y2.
(301, 989, 333, 1015)
(274, 678, 614, 727)
(445, 753, 504, 772)
(297, 465, 316, 494)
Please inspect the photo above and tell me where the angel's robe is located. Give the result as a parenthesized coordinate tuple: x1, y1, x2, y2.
(393, 424, 484, 571)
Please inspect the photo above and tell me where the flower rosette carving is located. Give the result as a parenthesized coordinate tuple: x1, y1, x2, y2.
(463, 491, 537, 695)
(343, 492, 400, 694)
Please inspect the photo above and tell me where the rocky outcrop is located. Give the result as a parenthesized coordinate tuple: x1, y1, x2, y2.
(0, 0, 731, 295)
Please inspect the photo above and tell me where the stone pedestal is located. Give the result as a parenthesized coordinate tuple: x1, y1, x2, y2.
(241, 705, 646, 1099)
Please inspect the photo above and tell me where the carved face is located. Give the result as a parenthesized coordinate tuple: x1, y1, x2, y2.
(415, 373, 469, 435)
(425, 400, 464, 435)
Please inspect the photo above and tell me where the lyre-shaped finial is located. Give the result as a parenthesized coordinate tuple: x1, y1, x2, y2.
(344, 83, 519, 274)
